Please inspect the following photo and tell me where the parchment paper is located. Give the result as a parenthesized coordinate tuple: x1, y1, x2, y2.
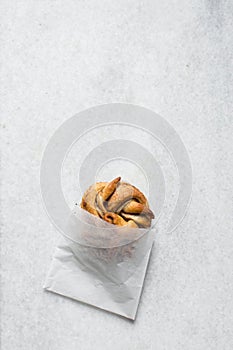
(43, 207, 155, 320)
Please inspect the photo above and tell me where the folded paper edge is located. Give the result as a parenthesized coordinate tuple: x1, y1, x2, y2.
(42, 241, 154, 320)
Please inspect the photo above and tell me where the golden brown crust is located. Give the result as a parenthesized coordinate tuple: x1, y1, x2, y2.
(80, 177, 154, 228)
(104, 212, 138, 228)
(80, 182, 106, 216)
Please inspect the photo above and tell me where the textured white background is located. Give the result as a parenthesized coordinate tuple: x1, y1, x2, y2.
(1, 1, 233, 349)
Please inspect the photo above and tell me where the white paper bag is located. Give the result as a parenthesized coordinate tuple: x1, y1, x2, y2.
(43, 206, 155, 320)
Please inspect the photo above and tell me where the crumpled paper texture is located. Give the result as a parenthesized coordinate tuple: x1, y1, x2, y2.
(44, 207, 155, 319)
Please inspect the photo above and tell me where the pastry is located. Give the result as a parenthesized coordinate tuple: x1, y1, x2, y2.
(80, 176, 154, 228)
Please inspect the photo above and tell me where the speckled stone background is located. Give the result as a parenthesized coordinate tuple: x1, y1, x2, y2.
(1, 1, 233, 349)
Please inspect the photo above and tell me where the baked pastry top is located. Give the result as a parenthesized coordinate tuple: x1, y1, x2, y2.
(80, 176, 154, 228)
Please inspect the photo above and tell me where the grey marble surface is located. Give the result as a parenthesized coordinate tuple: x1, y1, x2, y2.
(1, 1, 233, 349)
